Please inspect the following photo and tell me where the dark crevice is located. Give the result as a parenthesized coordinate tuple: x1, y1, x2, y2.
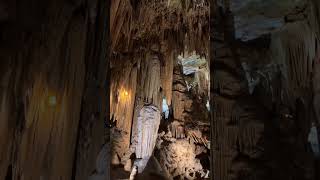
(5, 165, 12, 180)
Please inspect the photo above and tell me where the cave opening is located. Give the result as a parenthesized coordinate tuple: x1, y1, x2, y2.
(110, 0, 210, 179)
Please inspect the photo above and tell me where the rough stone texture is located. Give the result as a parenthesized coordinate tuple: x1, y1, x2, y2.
(157, 131, 209, 180)
(110, 56, 138, 161)
(155, 50, 210, 179)
(73, 1, 110, 179)
(130, 52, 163, 151)
(172, 65, 193, 123)
(138, 54, 162, 107)
(110, 51, 164, 176)
(314, 50, 320, 126)
(230, 0, 306, 41)
(161, 50, 175, 106)
(111, 0, 209, 54)
(88, 143, 110, 180)
(171, 60, 210, 139)
(110, 1, 209, 179)
(134, 105, 161, 160)
(0, 0, 110, 179)
(211, 0, 320, 179)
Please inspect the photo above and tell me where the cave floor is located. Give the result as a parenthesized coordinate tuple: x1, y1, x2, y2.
(111, 156, 169, 180)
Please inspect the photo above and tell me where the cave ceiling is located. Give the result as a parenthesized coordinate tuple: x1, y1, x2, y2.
(230, 0, 307, 41)
(111, 0, 209, 58)
(111, 0, 310, 56)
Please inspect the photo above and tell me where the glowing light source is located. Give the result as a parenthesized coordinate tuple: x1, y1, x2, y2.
(119, 89, 129, 101)
(48, 96, 57, 106)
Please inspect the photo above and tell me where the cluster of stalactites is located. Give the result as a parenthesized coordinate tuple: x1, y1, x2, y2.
(270, 21, 317, 101)
(110, 0, 209, 55)
(309, 0, 320, 38)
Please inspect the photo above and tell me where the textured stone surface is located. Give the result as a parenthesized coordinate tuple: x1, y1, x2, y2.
(110, 56, 138, 160)
(110, 1, 210, 179)
(211, 0, 320, 179)
(230, 0, 306, 41)
(110, 0, 320, 180)
(111, 0, 209, 54)
(135, 105, 161, 159)
(0, 0, 110, 179)
(157, 131, 209, 180)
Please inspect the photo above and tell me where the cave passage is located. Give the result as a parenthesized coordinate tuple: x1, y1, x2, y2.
(110, 1, 210, 179)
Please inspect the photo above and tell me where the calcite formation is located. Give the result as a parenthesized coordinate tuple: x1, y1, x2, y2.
(134, 105, 161, 172)
(110, 1, 209, 179)
(154, 51, 211, 179)
(2, 0, 320, 180)
(157, 131, 209, 180)
(0, 0, 110, 179)
(211, 0, 320, 179)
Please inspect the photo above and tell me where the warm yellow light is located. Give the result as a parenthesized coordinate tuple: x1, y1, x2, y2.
(119, 89, 129, 101)
(48, 96, 57, 106)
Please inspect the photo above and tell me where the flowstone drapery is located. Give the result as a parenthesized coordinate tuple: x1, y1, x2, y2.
(131, 105, 161, 173)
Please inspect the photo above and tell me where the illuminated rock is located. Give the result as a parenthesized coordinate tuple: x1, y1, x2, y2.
(133, 105, 161, 173)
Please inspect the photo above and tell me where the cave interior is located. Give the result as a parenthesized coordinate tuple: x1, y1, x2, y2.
(1, 0, 320, 180)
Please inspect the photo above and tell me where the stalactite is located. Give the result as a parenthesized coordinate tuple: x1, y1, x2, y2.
(111, 0, 209, 54)
(212, 1, 320, 179)
(0, 0, 110, 179)
(270, 21, 316, 97)
(110, 56, 138, 162)
(160, 50, 175, 106)
(110, 1, 210, 179)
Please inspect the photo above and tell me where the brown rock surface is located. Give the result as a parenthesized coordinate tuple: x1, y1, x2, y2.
(0, 0, 110, 179)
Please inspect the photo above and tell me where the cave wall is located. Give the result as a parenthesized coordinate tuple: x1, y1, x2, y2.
(110, 55, 138, 162)
(0, 0, 109, 179)
(210, 0, 320, 179)
(110, 2, 209, 176)
(1, 0, 319, 179)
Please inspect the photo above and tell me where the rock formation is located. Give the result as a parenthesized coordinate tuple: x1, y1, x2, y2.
(110, 0, 210, 179)
(134, 106, 161, 159)
(0, 0, 110, 179)
(1, 0, 320, 180)
(211, 0, 320, 179)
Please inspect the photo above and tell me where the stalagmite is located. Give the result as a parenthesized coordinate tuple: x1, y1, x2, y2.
(110, 1, 211, 179)
(132, 105, 161, 173)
